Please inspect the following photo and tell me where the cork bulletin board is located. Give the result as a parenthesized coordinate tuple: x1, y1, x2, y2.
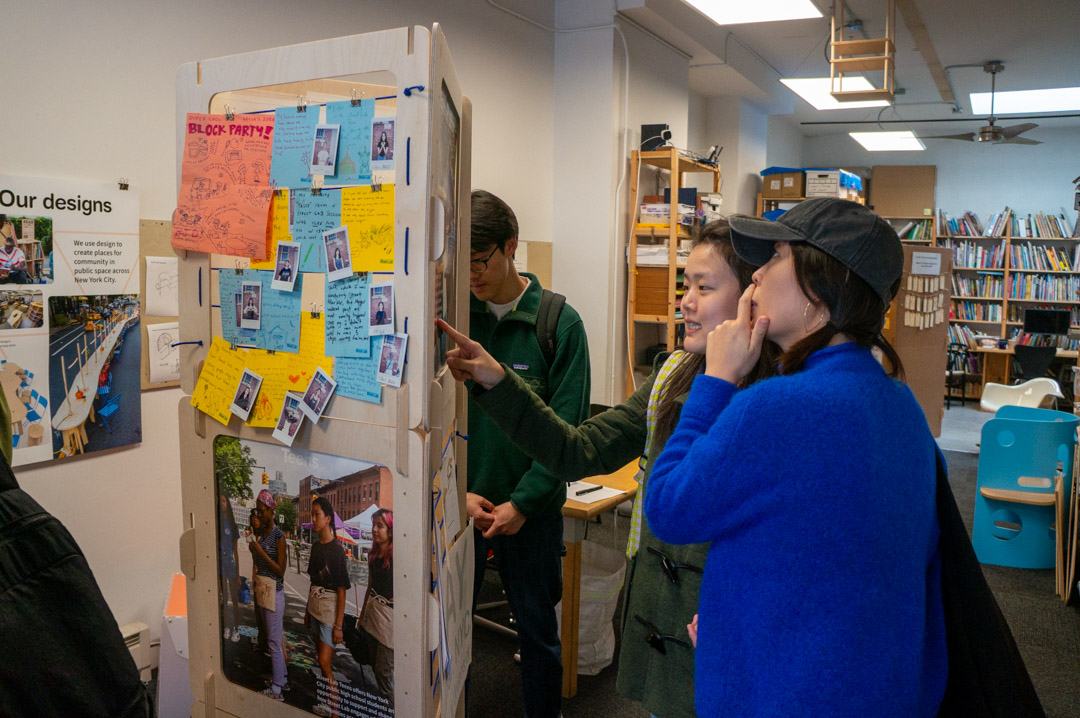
(139, 219, 180, 389)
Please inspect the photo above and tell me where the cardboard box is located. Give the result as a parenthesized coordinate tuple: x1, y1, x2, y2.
(870, 165, 936, 218)
(762, 173, 784, 198)
(781, 171, 805, 198)
(805, 170, 841, 198)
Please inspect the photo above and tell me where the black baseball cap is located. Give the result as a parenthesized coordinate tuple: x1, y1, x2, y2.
(728, 197, 903, 305)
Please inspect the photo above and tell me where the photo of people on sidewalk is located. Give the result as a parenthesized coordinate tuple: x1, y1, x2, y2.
(214, 436, 395, 717)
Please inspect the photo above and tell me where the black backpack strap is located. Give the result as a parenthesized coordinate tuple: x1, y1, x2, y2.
(535, 289, 566, 369)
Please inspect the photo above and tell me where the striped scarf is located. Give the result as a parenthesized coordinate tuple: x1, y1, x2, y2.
(626, 350, 691, 559)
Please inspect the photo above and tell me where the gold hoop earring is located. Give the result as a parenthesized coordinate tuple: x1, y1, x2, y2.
(803, 302, 825, 333)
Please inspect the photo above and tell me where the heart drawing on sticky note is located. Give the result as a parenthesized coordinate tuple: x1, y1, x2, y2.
(288, 373, 302, 384)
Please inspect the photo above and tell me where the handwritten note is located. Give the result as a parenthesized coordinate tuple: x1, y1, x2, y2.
(244, 349, 290, 428)
(269, 107, 319, 188)
(287, 313, 335, 395)
(325, 273, 371, 357)
(341, 185, 395, 271)
(325, 100, 374, 186)
(292, 191, 341, 273)
(190, 336, 246, 425)
(219, 269, 302, 352)
(146, 322, 180, 383)
(171, 112, 274, 258)
(145, 256, 179, 316)
(251, 190, 291, 270)
(334, 339, 381, 403)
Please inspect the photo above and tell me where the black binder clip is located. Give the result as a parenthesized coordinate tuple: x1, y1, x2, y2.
(234, 260, 243, 275)
(224, 104, 235, 121)
(350, 89, 363, 107)
(372, 183, 382, 193)
(273, 188, 283, 197)
(297, 95, 308, 113)
(229, 340, 238, 352)
(118, 178, 129, 191)
(310, 302, 321, 319)
(267, 349, 275, 355)
(311, 186, 322, 196)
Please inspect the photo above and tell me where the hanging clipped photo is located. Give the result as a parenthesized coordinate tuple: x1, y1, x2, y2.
(376, 333, 408, 388)
(310, 124, 341, 176)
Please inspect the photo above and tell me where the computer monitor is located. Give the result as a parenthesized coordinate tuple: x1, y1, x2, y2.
(1022, 308, 1071, 335)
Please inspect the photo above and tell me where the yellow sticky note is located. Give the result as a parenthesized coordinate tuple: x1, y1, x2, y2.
(190, 336, 247, 425)
(341, 184, 394, 271)
(244, 349, 290, 428)
(286, 314, 334, 395)
(251, 190, 291, 270)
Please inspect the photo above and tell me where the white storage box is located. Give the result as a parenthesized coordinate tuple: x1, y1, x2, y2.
(805, 170, 840, 198)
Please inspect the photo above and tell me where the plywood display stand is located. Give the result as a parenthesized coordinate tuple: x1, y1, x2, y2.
(174, 26, 472, 718)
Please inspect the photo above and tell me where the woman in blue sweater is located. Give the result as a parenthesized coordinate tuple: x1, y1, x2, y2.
(646, 198, 947, 717)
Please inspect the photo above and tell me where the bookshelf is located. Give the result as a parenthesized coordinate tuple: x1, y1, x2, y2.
(16, 240, 44, 283)
(939, 209, 1080, 393)
(884, 216, 936, 244)
(627, 148, 721, 396)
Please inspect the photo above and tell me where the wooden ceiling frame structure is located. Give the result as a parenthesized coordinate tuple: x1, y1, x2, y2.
(829, 0, 896, 104)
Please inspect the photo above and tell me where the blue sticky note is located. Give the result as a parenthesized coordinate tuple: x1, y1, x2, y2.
(335, 339, 382, 403)
(325, 273, 371, 357)
(218, 269, 302, 352)
(291, 191, 341, 273)
(325, 100, 374, 186)
(269, 108, 320, 188)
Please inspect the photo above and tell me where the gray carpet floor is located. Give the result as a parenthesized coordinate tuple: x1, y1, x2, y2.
(468, 450, 1080, 717)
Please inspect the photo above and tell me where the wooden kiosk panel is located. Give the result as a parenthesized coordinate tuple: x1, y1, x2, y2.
(176, 25, 471, 718)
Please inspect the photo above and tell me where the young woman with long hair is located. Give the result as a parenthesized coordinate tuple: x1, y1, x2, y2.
(217, 494, 240, 643)
(306, 496, 350, 717)
(437, 219, 777, 717)
(249, 490, 288, 701)
(645, 198, 947, 716)
(359, 508, 394, 702)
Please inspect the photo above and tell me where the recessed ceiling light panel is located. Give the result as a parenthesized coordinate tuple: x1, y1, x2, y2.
(780, 77, 892, 110)
(685, 0, 822, 26)
(970, 87, 1080, 115)
(849, 131, 925, 151)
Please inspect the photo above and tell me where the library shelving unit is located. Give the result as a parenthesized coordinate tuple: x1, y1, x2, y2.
(939, 217, 1080, 391)
(627, 148, 720, 396)
(884, 216, 936, 244)
(16, 240, 44, 282)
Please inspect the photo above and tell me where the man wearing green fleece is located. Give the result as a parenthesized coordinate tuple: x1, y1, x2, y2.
(464, 190, 590, 718)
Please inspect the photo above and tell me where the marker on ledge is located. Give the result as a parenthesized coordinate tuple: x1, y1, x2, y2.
(575, 485, 603, 497)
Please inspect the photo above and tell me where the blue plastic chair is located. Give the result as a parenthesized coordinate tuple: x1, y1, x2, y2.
(98, 393, 121, 433)
(24, 390, 47, 424)
(18, 369, 34, 390)
(972, 406, 1078, 569)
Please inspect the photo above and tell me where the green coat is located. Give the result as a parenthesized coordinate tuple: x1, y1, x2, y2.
(474, 354, 707, 717)
(467, 273, 591, 517)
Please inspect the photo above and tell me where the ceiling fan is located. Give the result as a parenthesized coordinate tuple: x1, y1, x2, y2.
(922, 62, 1041, 145)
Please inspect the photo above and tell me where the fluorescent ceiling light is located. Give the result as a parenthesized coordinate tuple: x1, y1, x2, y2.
(849, 131, 925, 152)
(780, 77, 891, 110)
(970, 86, 1080, 115)
(685, 0, 822, 26)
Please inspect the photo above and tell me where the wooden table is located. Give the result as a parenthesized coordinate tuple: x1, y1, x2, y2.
(560, 460, 639, 698)
(0, 362, 30, 425)
(972, 346, 1079, 389)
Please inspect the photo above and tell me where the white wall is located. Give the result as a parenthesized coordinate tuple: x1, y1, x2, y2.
(2, 0, 556, 645)
(766, 114, 806, 169)
(803, 126, 1080, 221)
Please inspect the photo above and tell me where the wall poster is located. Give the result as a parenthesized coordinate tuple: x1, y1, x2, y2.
(0, 175, 141, 465)
(215, 436, 395, 717)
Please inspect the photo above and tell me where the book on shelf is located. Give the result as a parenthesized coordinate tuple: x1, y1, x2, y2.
(895, 218, 933, 241)
(938, 210, 985, 237)
(1011, 210, 1075, 239)
(1008, 329, 1080, 352)
(942, 238, 1006, 268)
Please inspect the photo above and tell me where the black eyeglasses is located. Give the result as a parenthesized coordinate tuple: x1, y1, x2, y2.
(647, 546, 703, 585)
(469, 247, 499, 273)
(635, 615, 690, 655)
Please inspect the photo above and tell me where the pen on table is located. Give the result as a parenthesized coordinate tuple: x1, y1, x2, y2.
(575, 485, 603, 496)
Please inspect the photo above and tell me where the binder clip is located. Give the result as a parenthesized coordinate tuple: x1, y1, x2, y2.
(350, 89, 364, 107)
(310, 302, 321, 319)
(229, 340, 238, 352)
(224, 104, 235, 121)
(267, 349, 275, 355)
(311, 186, 322, 196)
(234, 260, 244, 275)
(117, 178, 129, 191)
(273, 188, 283, 197)
(372, 183, 382, 193)
(297, 95, 308, 113)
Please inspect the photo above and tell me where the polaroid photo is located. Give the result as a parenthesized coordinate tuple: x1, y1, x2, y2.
(229, 369, 263, 421)
(371, 117, 395, 172)
(272, 393, 305, 447)
(323, 226, 353, 283)
(310, 124, 341, 176)
(376, 333, 408, 388)
(239, 281, 262, 330)
(368, 281, 394, 335)
(233, 293, 242, 328)
(299, 366, 338, 422)
(271, 241, 300, 292)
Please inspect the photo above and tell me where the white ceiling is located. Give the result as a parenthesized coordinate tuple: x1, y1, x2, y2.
(620, 0, 1080, 139)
